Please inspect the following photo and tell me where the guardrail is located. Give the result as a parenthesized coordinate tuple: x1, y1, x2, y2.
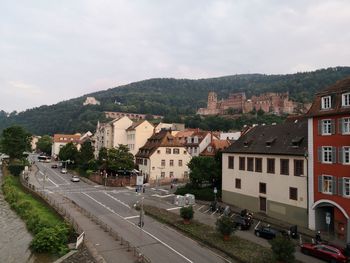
(20, 170, 151, 263)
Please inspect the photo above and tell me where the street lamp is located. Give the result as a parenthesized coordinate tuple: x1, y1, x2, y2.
(213, 187, 218, 203)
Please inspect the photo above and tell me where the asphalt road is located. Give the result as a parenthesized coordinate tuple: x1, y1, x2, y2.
(33, 158, 233, 263)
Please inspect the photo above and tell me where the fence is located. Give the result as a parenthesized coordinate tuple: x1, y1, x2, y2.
(20, 169, 151, 263)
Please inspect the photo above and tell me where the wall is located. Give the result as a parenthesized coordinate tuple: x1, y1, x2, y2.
(89, 174, 136, 187)
(112, 117, 133, 148)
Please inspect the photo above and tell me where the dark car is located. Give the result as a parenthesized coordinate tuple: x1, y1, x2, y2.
(254, 224, 279, 239)
(301, 243, 347, 263)
(233, 215, 252, 230)
(51, 164, 58, 168)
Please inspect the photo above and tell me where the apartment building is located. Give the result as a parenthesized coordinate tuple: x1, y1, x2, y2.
(222, 120, 308, 227)
(307, 78, 350, 242)
(126, 120, 154, 156)
(52, 133, 81, 157)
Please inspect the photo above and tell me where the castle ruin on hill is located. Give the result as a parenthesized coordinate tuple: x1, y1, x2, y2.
(197, 91, 304, 116)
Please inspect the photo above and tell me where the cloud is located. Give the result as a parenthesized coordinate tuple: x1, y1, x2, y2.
(7, 81, 42, 95)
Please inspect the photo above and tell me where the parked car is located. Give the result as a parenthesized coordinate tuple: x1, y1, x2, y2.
(61, 168, 67, 174)
(301, 243, 348, 263)
(232, 215, 252, 230)
(51, 164, 58, 169)
(254, 224, 279, 239)
(71, 176, 80, 182)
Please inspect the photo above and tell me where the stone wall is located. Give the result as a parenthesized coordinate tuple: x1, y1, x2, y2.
(89, 174, 136, 187)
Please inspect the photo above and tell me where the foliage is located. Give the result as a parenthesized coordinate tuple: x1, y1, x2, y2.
(1, 67, 350, 135)
(58, 142, 78, 163)
(77, 141, 95, 170)
(98, 147, 108, 164)
(175, 185, 221, 201)
(8, 160, 25, 176)
(180, 206, 194, 221)
(106, 144, 134, 171)
(216, 215, 235, 237)
(0, 125, 31, 159)
(188, 156, 220, 188)
(270, 236, 296, 263)
(36, 135, 53, 155)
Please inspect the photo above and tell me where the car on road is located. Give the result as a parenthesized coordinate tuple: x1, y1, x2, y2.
(71, 176, 80, 182)
(60, 168, 67, 174)
(254, 224, 279, 239)
(232, 215, 252, 230)
(300, 243, 348, 263)
(51, 164, 58, 168)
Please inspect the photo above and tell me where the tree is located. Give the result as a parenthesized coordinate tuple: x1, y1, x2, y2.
(216, 215, 235, 240)
(36, 135, 53, 155)
(107, 145, 134, 172)
(78, 141, 94, 166)
(180, 206, 194, 224)
(58, 142, 78, 163)
(270, 236, 295, 263)
(0, 125, 31, 160)
(187, 156, 220, 188)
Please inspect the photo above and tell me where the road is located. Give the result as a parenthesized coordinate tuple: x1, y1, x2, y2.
(32, 157, 233, 263)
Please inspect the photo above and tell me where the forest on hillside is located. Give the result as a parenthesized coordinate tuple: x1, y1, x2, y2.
(1, 67, 350, 135)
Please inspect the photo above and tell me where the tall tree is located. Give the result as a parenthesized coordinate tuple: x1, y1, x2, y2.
(187, 156, 220, 188)
(36, 135, 53, 155)
(58, 142, 78, 163)
(78, 141, 94, 167)
(107, 144, 134, 172)
(0, 125, 31, 160)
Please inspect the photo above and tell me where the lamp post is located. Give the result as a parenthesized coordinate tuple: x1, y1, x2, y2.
(213, 187, 218, 203)
(138, 197, 145, 229)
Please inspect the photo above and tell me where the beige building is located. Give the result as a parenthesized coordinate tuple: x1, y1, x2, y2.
(126, 120, 154, 156)
(222, 120, 309, 227)
(31, 135, 41, 152)
(51, 134, 81, 158)
(135, 130, 191, 184)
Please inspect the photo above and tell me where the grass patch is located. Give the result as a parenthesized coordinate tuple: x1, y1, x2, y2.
(143, 205, 274, 263)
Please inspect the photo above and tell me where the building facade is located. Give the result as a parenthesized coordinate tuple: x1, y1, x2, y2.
(222, 121, 309, 227)
(126, 120, 154, 156)
(307, 78, 350, 242)
(52, 134, 81, 158)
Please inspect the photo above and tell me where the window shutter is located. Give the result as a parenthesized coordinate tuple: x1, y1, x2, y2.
(318, 176, 323, 193)
(338, 118, 343, 134)
(332, 177, 337, 195)
(338, 147, 344, 164)
(317, 147, 322, 162)
(332, 147, 337, 163)
(318, 120, 322, 135)
(338, 177, 343, 196)
(331, 119, 336, 134)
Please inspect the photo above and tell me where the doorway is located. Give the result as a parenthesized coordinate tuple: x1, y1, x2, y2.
(259, 197, 267, 212)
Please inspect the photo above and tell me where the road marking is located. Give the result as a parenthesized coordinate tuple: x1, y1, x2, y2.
(104, 192, 130, 209)
(254, 221, 261, 230)
(124, 215, 139, 220)
(158, 189, 169, 193)
(49, 169, 70, 184)
(151, 194, 174, 198)
(166, 207, 181, 211)
(197, 205, 205, 211)
(82, 193, 194, 263)
(48, 178, 59, 187)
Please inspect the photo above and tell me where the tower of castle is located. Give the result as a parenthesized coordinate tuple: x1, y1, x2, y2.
(207, 92, 218, 110)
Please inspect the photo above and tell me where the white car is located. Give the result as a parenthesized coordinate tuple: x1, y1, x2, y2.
(60, 168, 68, 174)
(71, 176, 80, 182)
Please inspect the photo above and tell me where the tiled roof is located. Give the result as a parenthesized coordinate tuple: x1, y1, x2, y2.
(200, 140, 231, 157)
(53, 134, 81, 143)
(224, 120, 308, 156)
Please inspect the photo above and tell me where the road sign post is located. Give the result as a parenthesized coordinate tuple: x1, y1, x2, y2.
(326, 212, 331, 235)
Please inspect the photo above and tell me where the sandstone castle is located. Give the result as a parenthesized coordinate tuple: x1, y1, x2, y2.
(197, 91, 301, 115)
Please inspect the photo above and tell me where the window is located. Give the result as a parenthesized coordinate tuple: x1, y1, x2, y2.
(344, 147, 350, 164)
(344, 178, 350, 196)
(143, 159, 147, 165)
(169, 171, 174, 177)
(157, 150, 161, 154)
(342, 93, 350, 107)
(321, 119, 332, 135)
(255, 158, 262, 172)
(161, 172, 165, 178)
(280, 159, 289, 175)
(193, 148, 197, 153)
(341, 118, 350, 134)
(170, 160, 174, 166)
(321, 96, 331, 109)
(184, 171, 189, 178)
(166, 148, 171, 154)
(247, 157, 254, 171)
(322, 146, 333, 163)
(228, 156, 234, 169)
(259, 183, 266, 194)
(289, 187, 298, 200)
(178, 160, 183, 166)
(322, 175, 333, 194)
(294, 160, 304, 176)
(173, 148, 179, 154)
(267, 158, 275, 174)
(161, 159, 165, 166)
(235, 178, 241, 189)
(239, 157, 245, 170)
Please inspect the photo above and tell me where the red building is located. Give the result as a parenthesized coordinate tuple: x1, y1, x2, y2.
(307, 78, 350, 242)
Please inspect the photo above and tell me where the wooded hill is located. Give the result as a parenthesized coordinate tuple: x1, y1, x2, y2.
(1, 66, 350, 135)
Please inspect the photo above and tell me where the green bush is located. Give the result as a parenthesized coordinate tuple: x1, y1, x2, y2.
(8, 163, 25, 176)
(216, 215, 235, 236)
(270, 235, 296, 263)
(175, 185, 221, 201)
(180, 206, 194, 221)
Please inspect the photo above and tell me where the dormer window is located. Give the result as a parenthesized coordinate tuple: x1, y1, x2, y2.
(187, 137, 191, 144)
(265, 138, 276, 147)
(291, 137, 304, 148)
(194, 136, 199, 143)
(342, 92, 350, 107)
(207, 146, 212, 152)
(321, 96, 331, 109)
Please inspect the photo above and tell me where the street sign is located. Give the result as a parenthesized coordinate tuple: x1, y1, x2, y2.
(326, 212, 331, 225)
(136, 175, 143, 186)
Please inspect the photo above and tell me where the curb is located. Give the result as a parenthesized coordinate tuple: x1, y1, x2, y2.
(53, 250, 78, 263)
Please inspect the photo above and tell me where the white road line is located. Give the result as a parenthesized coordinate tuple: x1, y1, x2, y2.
(151, 194, 174, 198)
(124, 215, 139, 220)
(197, 205, 205, 211)
(158, 189, 169, 193)
(48, 178, 59, 187)
(50, 169, 70, 184)
(104, 192, 130, 209)
(82, 193, 193, 263)
(166, 207, 181, 211)
(254, 221, 261, 230)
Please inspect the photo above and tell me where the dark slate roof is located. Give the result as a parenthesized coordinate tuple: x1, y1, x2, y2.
(307, 77, 350, 117)
(224, 120, 308, 156)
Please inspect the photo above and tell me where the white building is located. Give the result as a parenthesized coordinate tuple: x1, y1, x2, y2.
(126, 120, 154, 156)
(83, 97, 100, 106)
(52, 133, 81, 158)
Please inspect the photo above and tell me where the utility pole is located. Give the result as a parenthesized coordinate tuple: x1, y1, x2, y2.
(138, 197, 144, 229)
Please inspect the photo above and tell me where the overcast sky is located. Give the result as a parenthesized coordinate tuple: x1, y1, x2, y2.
(1, 0, 350, 112)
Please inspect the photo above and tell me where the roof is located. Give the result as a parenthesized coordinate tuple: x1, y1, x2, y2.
(224, 120, 308, 156)
(126, 120, 153, 131)
(307, 77, 350, 117)
(200, 140, 231, 157)
(174, 129, 199, 138)
(53, 134, 81, 143)
(184, 131, 211, 146)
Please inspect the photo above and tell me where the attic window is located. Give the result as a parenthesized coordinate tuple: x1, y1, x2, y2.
(291, 137, 304, 148)
(207, 146, 212, 152)
(265, 138, 276, 147)
(243, 140, 252, 147)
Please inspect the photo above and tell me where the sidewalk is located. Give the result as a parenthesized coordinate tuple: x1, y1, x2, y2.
(26, 165, 137, 263)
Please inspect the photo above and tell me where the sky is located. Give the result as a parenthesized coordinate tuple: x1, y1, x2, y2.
(1, 0, 350, 112)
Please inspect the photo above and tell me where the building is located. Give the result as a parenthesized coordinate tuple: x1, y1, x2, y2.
(31, 135, 41, 152)
(222, 120, 308, 227)
(183, 131, 216, 157)
(307, 78, 350, 242)
(197, 91, 301, 116)
(83, 96, 100, 106)
(126, 120, 154, 156)
(52, 133, 81, 157)
(104, 111, 163, 121)
(220, 131, 241, 141)
(135, 130, 191, 184)
(154, 123, 185, 134)
(200, 139, 231, 157)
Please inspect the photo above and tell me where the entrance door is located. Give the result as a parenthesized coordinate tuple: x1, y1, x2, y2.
(259, 197, 267, 212)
